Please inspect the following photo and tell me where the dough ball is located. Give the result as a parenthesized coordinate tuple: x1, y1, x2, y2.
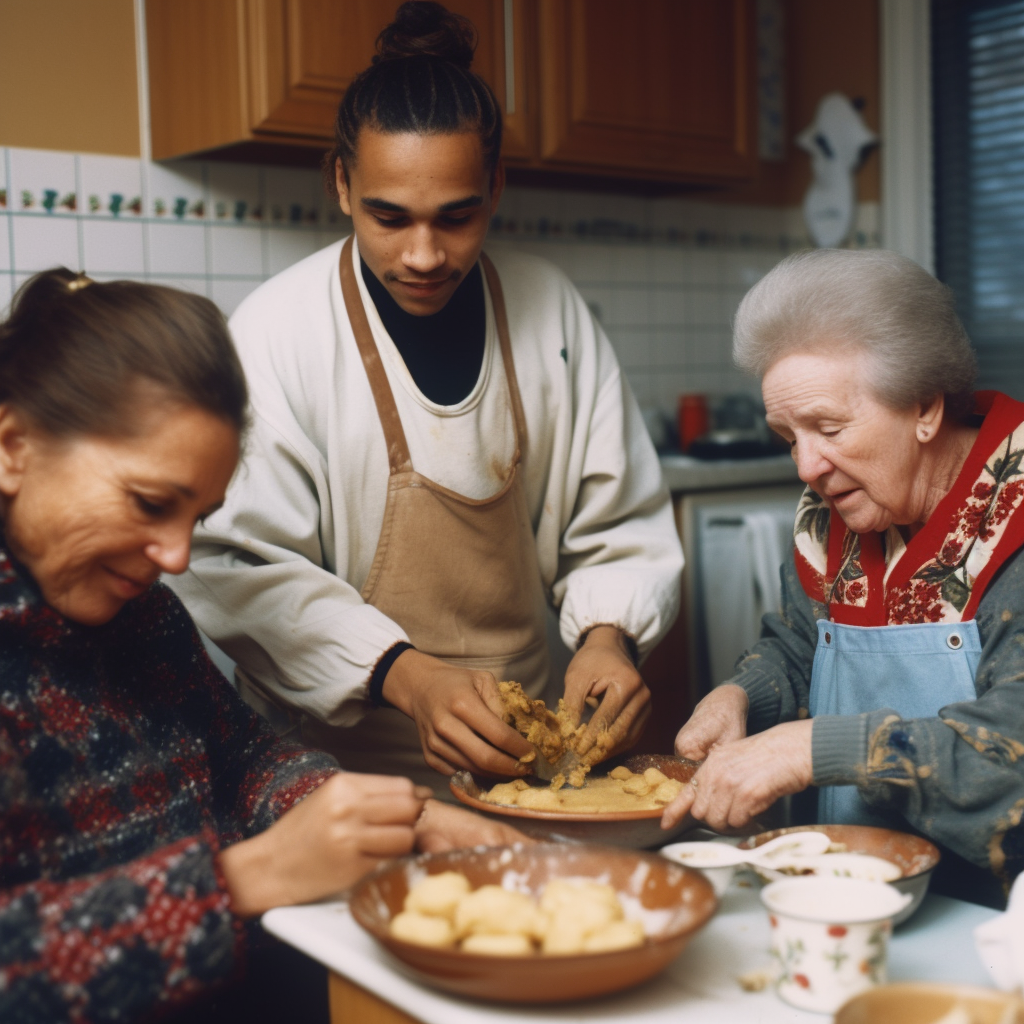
(541, 915, 588, 954)
(609, 766, 633, 781)
(582, 920, 645, 953)
(404, 871, 471, 919)
(643, 767, 669, 787)
(623, 775, 652, 796)
(540, 879, 621, 917)
(389, 911, 455, 948)
(483, 782, 524, 806)
(454, 885, 545, 939)
(461, 932, 535, 956)
(651, 779, 684, 804)
(516, 787, 562, 811)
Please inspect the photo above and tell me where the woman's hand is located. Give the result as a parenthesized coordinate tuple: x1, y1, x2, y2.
(661, 720, 814, 832)
(219, 773, 430, 917)
(673, 684, 749, 761)
(563, 626, 650, 765)
(382, 650, 534, 777)
(414, 799, 533, 853)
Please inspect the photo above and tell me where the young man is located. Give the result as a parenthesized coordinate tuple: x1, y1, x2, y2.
(172, 2, 683, 791)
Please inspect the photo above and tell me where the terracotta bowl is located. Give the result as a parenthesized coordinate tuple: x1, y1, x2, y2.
(835, 983, 1024, 1024)
(349, 841, 717, 1004)
(448, 754, 698, 848)
(739, 824, 940, 925)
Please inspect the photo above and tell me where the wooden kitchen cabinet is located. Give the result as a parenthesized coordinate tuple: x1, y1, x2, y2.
(147, 0, 755, 185)
(147, 0, 531, 161)
(537, 0, 757, 183)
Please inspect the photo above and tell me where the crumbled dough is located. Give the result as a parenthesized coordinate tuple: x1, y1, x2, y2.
(390, 911, 455, 948)
(737, 967, 774, 992)
(391, 873, 646, 956)
(403, 871, 471, 920)
(479, 768, 684, 814)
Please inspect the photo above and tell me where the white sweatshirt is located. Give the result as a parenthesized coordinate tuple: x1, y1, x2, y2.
(170, 238, 684, 727)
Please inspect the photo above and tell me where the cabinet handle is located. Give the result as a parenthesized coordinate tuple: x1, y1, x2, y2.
(504, 0, 516, 116)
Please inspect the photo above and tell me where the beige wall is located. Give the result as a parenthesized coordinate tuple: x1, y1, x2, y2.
(0, 0, 140, 155)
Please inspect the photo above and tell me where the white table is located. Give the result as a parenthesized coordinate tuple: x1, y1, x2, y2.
(264, 879, 1000, 1023)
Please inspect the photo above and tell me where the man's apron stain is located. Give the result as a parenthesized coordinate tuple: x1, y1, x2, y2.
(944, 718, 1024, 763)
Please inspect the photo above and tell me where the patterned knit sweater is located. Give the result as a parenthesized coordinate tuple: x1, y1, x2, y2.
(0, 542, 339, 1023)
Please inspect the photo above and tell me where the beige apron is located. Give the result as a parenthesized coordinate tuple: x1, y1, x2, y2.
(298, 238, 551, 793)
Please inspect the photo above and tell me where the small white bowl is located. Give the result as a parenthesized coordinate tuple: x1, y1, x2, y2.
(659, 841, 737, 897)
(761, 877, 912, 1014)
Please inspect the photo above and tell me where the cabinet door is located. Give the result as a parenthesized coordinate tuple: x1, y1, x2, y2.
(247, 0, 531, 158)
(537, 0, 756, 181)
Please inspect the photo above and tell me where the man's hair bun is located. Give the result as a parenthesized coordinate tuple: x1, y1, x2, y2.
(374, 1, 476, 69)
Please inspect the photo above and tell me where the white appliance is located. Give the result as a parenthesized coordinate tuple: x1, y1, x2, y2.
(678, 484, 806, 700)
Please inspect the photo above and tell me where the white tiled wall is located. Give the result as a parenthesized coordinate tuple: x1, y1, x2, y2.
(0, 146, 880, 422)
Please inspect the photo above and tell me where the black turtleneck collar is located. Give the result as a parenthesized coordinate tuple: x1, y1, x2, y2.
(360, 258, 485, 406)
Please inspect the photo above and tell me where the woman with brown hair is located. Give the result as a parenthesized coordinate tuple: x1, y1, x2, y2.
(0, 268, 522, 1023)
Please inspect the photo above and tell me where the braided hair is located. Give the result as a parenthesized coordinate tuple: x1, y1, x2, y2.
(324, 1, 503, 195)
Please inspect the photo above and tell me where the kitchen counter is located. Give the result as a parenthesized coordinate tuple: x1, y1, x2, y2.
(264, 880, 997, 1024)
(660, 453, 800, 493)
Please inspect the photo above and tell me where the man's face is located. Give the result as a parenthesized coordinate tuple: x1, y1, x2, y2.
(337, 130, 503, 316)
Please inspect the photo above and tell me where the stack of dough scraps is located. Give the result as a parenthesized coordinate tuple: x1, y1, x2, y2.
(389, 871, 645, 955)
(481, 765, 684, 813)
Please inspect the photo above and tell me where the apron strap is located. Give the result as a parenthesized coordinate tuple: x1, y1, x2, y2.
(481, 252, 529, 458)
(339, 236, 413, 475)
(339, 237, 528, 472)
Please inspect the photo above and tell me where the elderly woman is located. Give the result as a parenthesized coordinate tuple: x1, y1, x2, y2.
(0, 269, 521, 1024)
(663, 249, 1024, 906)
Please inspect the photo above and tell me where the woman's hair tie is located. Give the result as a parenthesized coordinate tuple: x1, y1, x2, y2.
(66, 275, 92, 292)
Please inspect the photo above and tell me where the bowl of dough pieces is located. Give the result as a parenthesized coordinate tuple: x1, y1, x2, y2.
(739, 825, 941, 924)
(348, 841, 718, 1003)
(449, 753, 698, 847)
(449, 681, 698, 847)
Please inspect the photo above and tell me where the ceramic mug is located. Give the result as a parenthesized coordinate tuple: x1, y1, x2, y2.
(761, 877, 912, 1014)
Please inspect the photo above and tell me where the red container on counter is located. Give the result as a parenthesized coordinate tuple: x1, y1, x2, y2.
(678, 393, 709, 453)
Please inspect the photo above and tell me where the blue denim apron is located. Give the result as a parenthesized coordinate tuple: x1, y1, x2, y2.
(807, 618, 981, 825)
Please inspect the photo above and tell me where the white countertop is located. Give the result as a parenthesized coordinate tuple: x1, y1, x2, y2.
(264, 880, 998, 1023)
(659, 453, 800, 493)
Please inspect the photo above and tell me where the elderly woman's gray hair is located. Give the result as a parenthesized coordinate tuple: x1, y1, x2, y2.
(733, 249, 978, 419)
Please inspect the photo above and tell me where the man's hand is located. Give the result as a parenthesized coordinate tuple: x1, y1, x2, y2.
(219, 773, 430, 917)
(414, 799, 533, 853)
(661, 720, 814, 832)
(563, 625, 650, 765)
(673, 684, 749, 762)
(382, 649, 534, 777)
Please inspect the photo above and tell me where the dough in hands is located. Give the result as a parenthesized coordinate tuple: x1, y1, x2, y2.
(403, 871, 471, 920)
(389, 911, 455, 948)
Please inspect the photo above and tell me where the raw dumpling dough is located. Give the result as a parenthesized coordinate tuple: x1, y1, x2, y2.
(461, 932, 535, 956)
(582, 920, 645, 953)
(404, 871, 471, 920)
(540, 880, 623, 954)
(389, 911, 455, 948)
(454, 885, 546, 940)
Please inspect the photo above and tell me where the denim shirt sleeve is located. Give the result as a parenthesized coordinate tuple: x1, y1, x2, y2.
(724, 550, 824, 733)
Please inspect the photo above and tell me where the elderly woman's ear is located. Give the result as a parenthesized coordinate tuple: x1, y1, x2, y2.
(0, 405, 31, 499)
(916, 394, 945, 444)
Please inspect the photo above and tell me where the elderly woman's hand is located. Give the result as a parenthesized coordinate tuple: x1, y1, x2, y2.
(413, 798, 533, 853)
(219, 773, 430, 916)
(673, 684, 749, 761)
(662, 720, 814, 832)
